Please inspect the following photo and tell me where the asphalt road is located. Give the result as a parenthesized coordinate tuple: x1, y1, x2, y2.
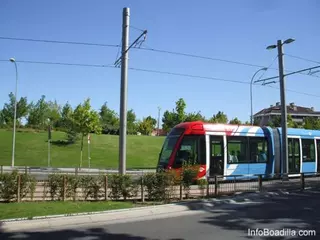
(2, 189, 320, 240)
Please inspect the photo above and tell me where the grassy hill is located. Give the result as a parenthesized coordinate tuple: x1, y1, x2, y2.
(0, 129, 165, 169)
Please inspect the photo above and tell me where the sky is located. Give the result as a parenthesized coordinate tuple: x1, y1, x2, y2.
(1, 0, 320, 125)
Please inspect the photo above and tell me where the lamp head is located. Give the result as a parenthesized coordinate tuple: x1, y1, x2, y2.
(266, 45, 277, 50)
(283, 38, 295, 44)
(9, 58, 15, 62)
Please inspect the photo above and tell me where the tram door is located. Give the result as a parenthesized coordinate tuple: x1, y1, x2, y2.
(317, 140, 320, 173)
(288, 138, 300, 173)
(210, 136, 224, 176)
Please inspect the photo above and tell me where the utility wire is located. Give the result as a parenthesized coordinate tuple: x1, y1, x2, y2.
(256, 55, 278, 84)
(1, 36, 319, 79)
(0, 36, 120, 48)
(285, 54, 320, 65)
(1, 58, 320, 98)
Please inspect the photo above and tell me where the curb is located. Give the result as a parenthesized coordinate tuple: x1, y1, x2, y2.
(0, 190, 287, 223)
(0, 203, 194, 232)
(0, 189, 312, 232)
(0, 203, 179, 222)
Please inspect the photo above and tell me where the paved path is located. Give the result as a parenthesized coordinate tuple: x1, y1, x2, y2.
(1, 189, 320, 239)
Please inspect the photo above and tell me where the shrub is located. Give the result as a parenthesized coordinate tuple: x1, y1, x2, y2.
(197, 178, 207, 197)
(0, 170, 36, 202)
(80, 175, 104, 201)
(108, 174, 139, 201)
(47, 173, 64, 200)
(142, 172, 175, 202)
(181, 163, 199, 198)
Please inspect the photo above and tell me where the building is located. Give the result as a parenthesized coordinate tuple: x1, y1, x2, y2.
(253, 102, 320, 126)
(151, 128, 167, 136)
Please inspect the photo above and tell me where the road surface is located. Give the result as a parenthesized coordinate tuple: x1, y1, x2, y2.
(2, 189, 320, 239)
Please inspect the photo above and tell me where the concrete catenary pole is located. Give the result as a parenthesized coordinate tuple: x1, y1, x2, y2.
(119, 8, 130, 175)
(277, 40, 288, 177)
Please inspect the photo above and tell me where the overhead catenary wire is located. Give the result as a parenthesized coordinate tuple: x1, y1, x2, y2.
(1, 36, 320, 79)
(0, 36, 120, 48)
(1, 58, 320, 98)
(285, 54, 320, 65)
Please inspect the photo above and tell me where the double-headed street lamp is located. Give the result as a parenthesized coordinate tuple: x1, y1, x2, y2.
(250, 67, 268, 125)
(9, 58, 18, 168)
(266, 38, 295, 177)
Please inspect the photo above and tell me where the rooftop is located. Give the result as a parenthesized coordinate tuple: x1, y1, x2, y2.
(254, 102, 320, 117)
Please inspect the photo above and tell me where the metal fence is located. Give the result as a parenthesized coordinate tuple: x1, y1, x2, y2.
(1, 171, 319, 203)
(206, 172, 320, 197)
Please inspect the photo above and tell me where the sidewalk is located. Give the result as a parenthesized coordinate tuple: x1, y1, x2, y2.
(0, 189, 308, 233)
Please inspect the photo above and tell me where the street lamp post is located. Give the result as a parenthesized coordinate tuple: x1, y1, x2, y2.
(10, 58, 18, 168)
(266, 38, 295, 178)
(250, 67, 268, 125)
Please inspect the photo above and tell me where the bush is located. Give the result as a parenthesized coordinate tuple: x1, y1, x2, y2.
(108, 174, 139, 201)
(0, 170, 36, 202)
(142, 171, 176, 202)
(47, 173, 64, 200)
(197, 178, 207, 197)
(181, 163, 199, 198)
(80, 175, 104, 201)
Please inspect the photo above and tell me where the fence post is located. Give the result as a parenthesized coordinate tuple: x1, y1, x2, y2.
(1, 165, 3, 174)
(300, 173, 305, 190)
(179, 178, 183, 200)
(75, 167, 78, 176)
(105, 175, 108, 201)
(25, 166, 28, 175)
(140, 177, 144, 203)
(206, 178, 210, 197)
(258, 175, 262, 192)
(63, 175, 66, 201)
(214, 176, 218, 196)
(17, 174, 21, 202)
(234, 176, 236, 192)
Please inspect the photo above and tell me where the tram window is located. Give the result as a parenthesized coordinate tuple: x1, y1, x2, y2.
(248, 137, 268, 163)
(174, 135, 205, 167)
(212, 141, 222, 156)
(227, 136, 248, 164)
(302, 139, 315, 162)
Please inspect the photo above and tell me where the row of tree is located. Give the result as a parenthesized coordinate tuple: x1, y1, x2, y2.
(0, 94, 319, 140)
(0, 93, 158, 136)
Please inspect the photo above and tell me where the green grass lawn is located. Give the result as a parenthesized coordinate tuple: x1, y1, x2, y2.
(0, 129, 165, 168)
(0, 201, 134, 220)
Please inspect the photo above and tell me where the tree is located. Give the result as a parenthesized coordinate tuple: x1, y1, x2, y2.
(59, 102, 73, 129)
(47, 100, 61, 127)
(127, 109, 137, 134)
(267, 115, 296, 128)
(162, 98, 188, 132)
(304, 117, 320, 130)
(175, 98, 186, 123)
(2, 92, 29, 126)
(27, 95, 50, 129)
(0, 110, 5, 127)
(162, 110, 177, 132)
(184, 111, 205, 122)
(99, 102, 119, 134)
(229, 117, 241, 125)
(145, 116, 157, 128)
(208, 111, 228, 123)
(72, 98, 102, 168)
(138, 117, 155, 135)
